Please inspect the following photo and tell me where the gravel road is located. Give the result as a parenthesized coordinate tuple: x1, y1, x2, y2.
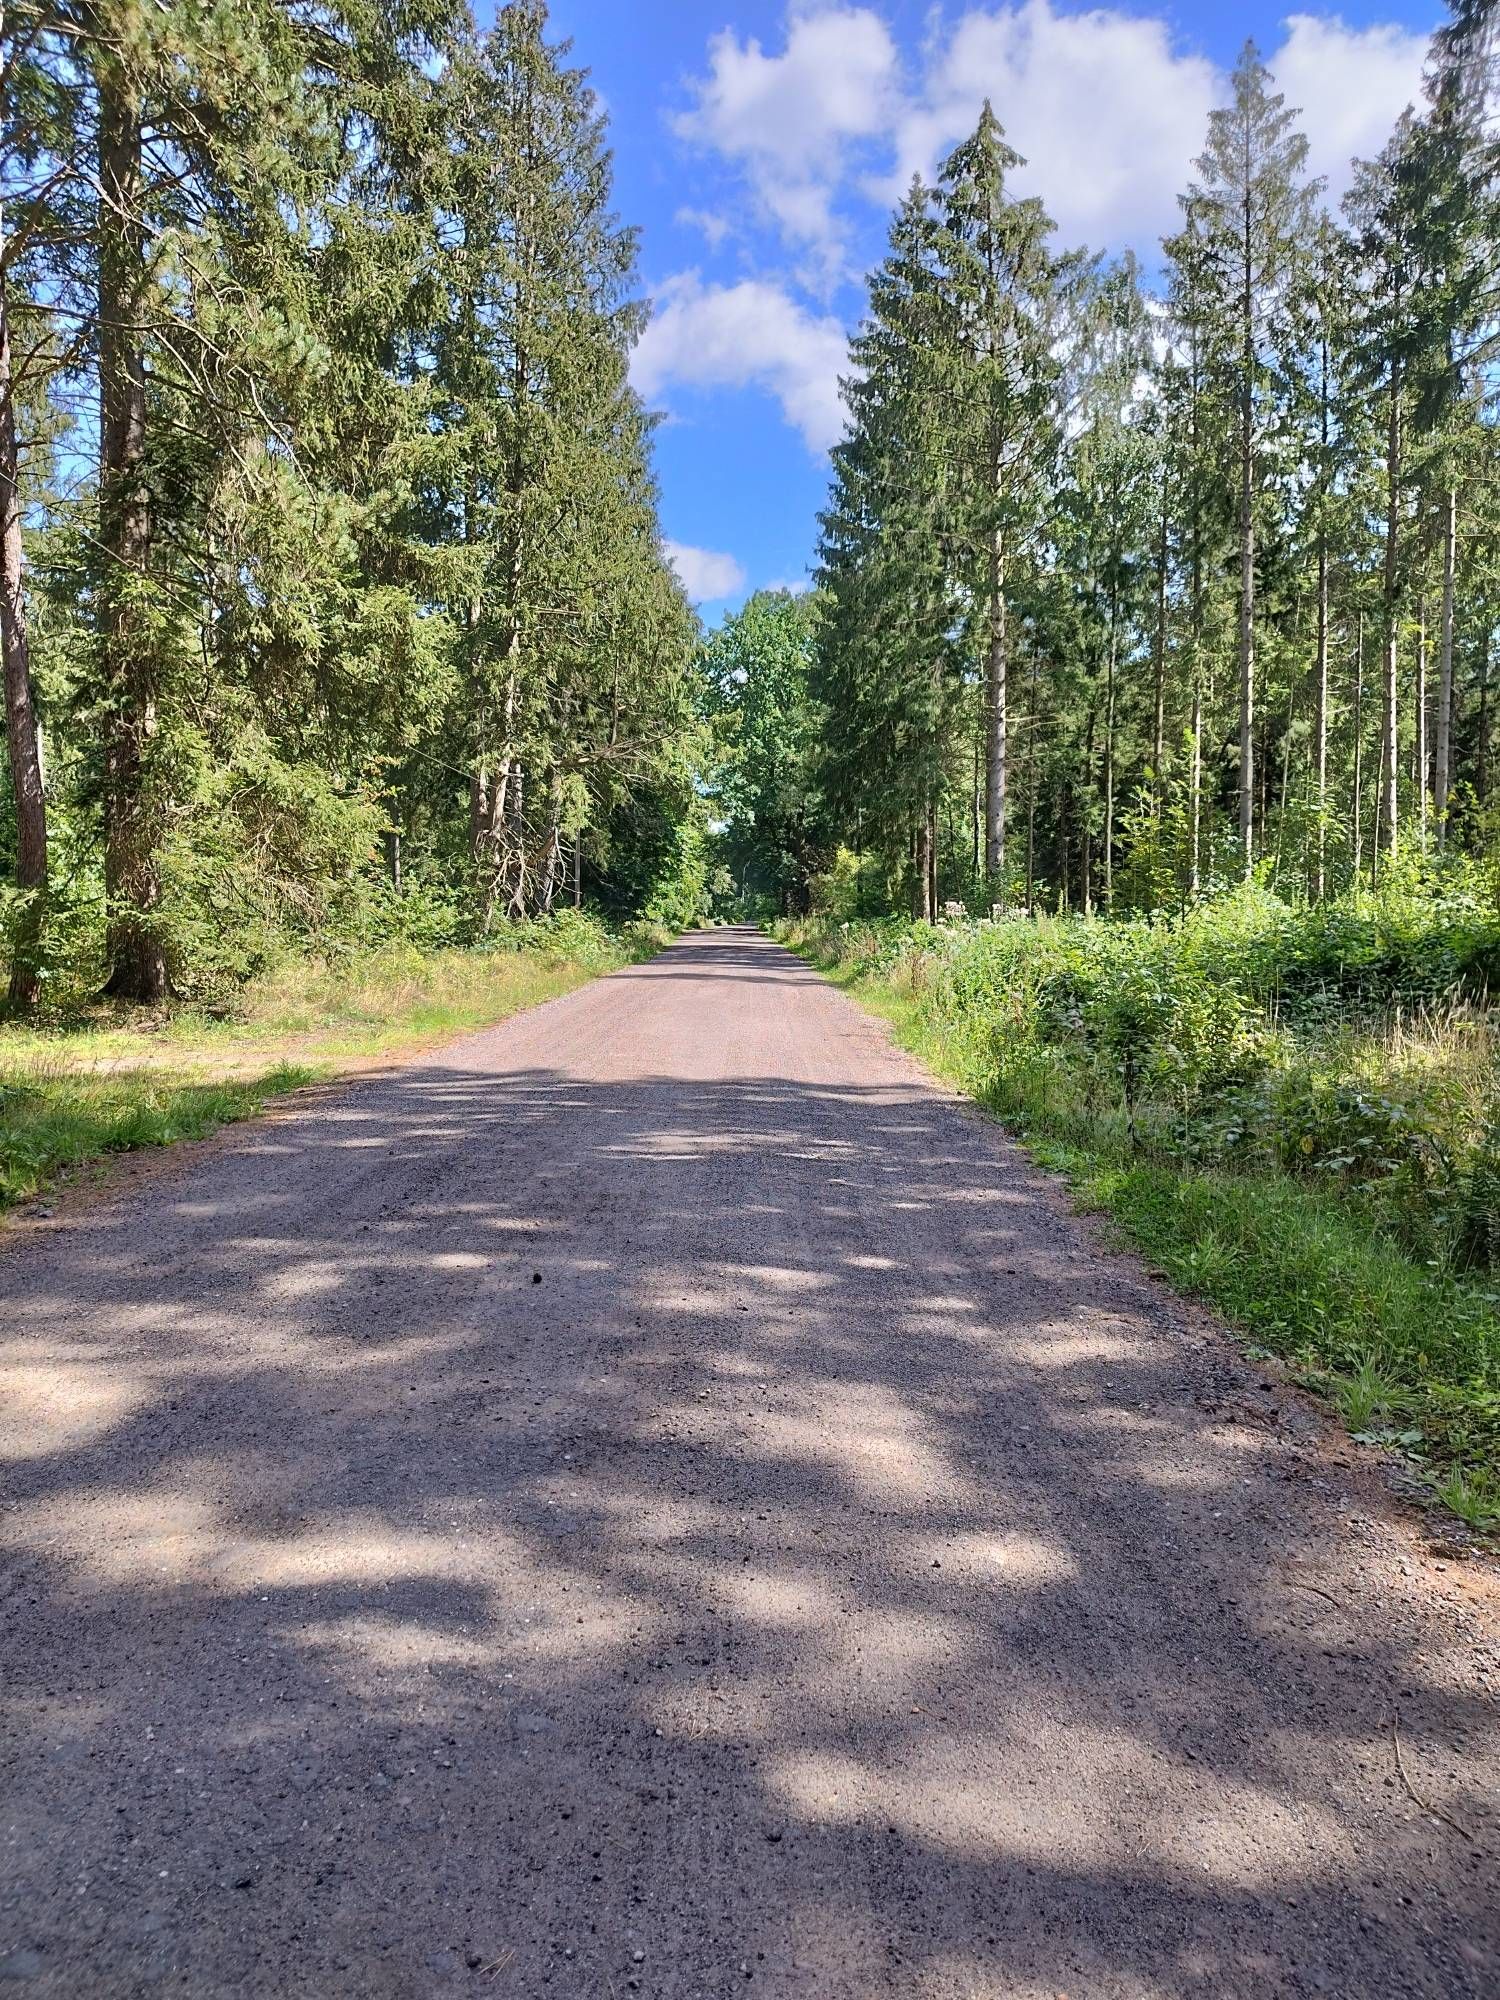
(3, 927, 1498, 1998)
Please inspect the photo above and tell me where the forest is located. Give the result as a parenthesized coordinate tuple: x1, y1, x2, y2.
(1, 0, 704, 1016)
(707, 15, 1500, 923)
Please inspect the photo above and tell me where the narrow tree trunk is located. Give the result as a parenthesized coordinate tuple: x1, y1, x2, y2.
(926, 794, 938, 922)
(1479, 636, 1491, 810)
(1416, 599, 1429, 851)
(99, 57, 166, 1001)
(1435, 484, 1456, 844)
(1237, 194, 1255, 880)
(971, 717, 980, 882)
(1080, 705, 1096, 915)
(538, 766, 565, 914)
(984, 527, 1006, 891)
(1025, 649, 1039, 913)
(1103, 588, 1117, 908)
(1379, 355, 1402, 859)
(1312, 320, 1330, 902)
(1058, 783, 1070, 913)
(505, 758, 528, 920)
(473, 664, 516, 935)
(1152, 488, 1168, 800)
(1352, 617, 1365, 888)
(1313, 531, 1328, 900)
(1188, 324, 1203, 902)
(1189, 670, 1202, 901)
(572, 830, 582, 909)
(0, 253, 47, 1012)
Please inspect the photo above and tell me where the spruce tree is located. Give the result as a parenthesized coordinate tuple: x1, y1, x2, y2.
(816, 181, 959, 918)
(1183, 42, 1316, 877)
(930, 105, 1067, 895)
(422, 2, 684, 930)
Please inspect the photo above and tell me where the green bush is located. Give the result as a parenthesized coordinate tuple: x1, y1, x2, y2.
(780, 878, 1500, 1491)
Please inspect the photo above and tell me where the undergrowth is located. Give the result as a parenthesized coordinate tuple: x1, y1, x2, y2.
(779, 886, 1500, 1515)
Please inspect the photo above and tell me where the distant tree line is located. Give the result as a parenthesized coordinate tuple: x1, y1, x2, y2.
(1, 0, 698, 1010)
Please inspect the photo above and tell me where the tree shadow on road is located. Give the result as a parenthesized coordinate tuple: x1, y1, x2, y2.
(3, 1025, 1497, 1997)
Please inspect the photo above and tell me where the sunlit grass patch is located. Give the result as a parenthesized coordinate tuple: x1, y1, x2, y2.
(0, 926, 647, 1216)
(0, 1062, 316, 1209)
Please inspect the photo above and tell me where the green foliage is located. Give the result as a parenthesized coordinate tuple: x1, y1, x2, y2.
(784, 880, 1500, 1490)
(700, 589, 824, 914)
(2, 0, 696, 1012)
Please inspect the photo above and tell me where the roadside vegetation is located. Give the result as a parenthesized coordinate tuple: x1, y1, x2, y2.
(0, 912, 658, 1217)
(781, 878, 1500, 1522)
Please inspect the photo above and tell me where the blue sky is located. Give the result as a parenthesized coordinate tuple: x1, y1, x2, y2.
(534, 1, 1444, 616)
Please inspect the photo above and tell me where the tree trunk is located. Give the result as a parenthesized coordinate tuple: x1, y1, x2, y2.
(1080, 705, 1095, 915)
(1379, 354, 1402, 860)
(971, 717, 980, 882)
(1416, 599, 1428, 851)
(915, 801, 935, 923)
(573, 830, 582, 909)
(1435, 484, 1456, 844)
(1313, 529, 1328, 901)
(0, 255, 47, 1012)
(99, 56, 166, 1001)
(1152, 487, 1168, 800)
(1103, 588, 1117, 908)
(984, 527, 1006, 890)
(1352, 617, 1365, 887)
(505, 758, 528, 920)
(473, 664, 516, 935)
(538, 766, 564, 914)
(1479, 636, 1491, 810)
(1025, 649, 1039, 913)
(1189, 670, 1202, 901)
(1237, 193, 1255, 880)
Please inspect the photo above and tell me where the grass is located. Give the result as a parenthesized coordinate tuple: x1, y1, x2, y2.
(0, 932, 646, 1216)
(784, 923, 1500, 1523)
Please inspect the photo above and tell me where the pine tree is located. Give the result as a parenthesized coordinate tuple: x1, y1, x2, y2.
(1345, 115, 1429, 869)
(12, 0, 459, 994)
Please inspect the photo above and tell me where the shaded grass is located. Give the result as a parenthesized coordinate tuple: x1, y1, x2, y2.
(0, 939, 640, 1216)
(796, 941, 1500, 1517)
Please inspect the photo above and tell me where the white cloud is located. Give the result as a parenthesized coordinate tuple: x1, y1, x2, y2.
(675, 205, 732, 250)
(679, 4, 1433, 264)
(885, 2, 1218, 251)
(633, 273, 848, 453)
(1269, 14, 1429, 203)
(664, 539, 748, 603)
(674, 6, 899, 274)
(654, 7, 1434, 455)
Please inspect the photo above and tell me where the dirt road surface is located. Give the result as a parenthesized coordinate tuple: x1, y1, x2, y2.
(3, 928, 1497, 1998)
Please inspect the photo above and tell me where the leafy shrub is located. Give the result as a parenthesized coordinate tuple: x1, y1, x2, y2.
(779, 877, 1500, 1277)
